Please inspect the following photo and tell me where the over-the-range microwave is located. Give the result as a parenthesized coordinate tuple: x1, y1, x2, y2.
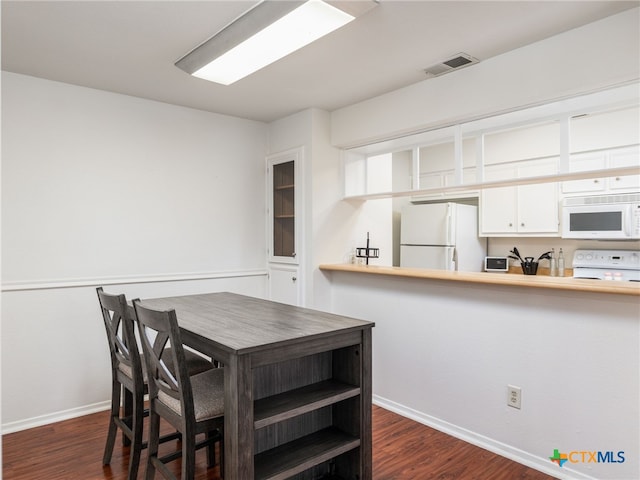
(562, 193, 640, 240)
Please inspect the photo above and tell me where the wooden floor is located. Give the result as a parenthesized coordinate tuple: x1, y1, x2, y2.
(2, 405, 557, 480)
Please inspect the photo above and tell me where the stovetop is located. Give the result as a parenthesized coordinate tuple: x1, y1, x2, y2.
(572, 249, 640, 282)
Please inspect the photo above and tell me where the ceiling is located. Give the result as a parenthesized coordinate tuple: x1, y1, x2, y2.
(2, 1, 638, 123)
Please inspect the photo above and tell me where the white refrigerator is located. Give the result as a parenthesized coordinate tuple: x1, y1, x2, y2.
(400, 203, 486, 272)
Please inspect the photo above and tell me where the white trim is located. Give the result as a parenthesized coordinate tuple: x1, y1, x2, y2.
(1, 401, 111, 434)
(344, 165, 639, 201)
(1, 269, 268, 292)
(373, 394, 598, 480)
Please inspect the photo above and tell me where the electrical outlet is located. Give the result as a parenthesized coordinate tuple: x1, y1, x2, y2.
(507, 385, 522, 409)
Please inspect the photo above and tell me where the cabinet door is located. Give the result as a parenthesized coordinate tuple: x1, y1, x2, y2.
(268, 149, 302, 264)
(268, 265, 300, 306)
(480, 165, 517, 234)
(609, 146, 640, 191)
(517, 161, 559, 234)
(562, 152, 606, 194)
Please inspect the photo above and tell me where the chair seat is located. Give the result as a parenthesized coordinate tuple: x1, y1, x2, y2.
(117, 349, 212, 380)
(158, 367, 224, 421)
(183, 350, 215, 376)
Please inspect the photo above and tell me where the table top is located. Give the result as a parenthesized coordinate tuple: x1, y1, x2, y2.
(139, 292, 374, 355)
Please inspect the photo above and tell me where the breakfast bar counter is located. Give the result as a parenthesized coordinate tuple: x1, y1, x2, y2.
(319, 263, 640, 296)
(319, 260, 639, 480)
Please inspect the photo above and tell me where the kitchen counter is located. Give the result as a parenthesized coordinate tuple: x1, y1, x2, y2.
(319, 263, 640, 296)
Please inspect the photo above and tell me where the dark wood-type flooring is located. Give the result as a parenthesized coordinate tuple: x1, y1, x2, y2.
(2, 405, 558, 479)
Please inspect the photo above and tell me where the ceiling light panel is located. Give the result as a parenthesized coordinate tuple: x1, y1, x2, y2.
(176, 0, 377, 86)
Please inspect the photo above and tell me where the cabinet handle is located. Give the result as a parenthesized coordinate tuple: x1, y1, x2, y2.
(615, 177, 621, 181)
(292, 277, 297, 282)
(594, 179, 599, 183)
(521, 222, 525, 227)
(291, 252, 297, 258)
(509, 223, 513, 227)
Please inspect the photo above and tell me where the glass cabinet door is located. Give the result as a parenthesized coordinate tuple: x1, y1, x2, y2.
(272, 160, 295, 259)
(268, 149, 301, 264)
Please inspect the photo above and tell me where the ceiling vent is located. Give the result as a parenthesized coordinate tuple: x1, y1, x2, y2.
(424, 53, 479, 78)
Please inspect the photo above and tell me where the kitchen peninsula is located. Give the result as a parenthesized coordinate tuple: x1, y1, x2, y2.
(319, 264, 640, 296)
(319, 263, 639, 479)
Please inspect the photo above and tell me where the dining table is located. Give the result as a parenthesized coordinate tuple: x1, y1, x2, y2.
(138, 291, 374, 480)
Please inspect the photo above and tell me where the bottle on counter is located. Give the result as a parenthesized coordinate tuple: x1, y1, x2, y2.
(549, 248, 557, 277)
(558, 248, 565, 277)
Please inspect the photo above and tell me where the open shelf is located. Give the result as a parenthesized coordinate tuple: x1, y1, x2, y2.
(254, 427, 360, 480)
(254, 380, 360, 430)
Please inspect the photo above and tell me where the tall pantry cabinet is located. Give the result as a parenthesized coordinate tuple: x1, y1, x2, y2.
(267, 148, 303, 306)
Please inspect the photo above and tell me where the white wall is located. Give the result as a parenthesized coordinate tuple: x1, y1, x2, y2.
(325, 271, 639, 480)
(267, 108, 392, 310)
(1, 72, 269, 429)
(2, 73, 267, 281)
(331, 8, 640, 148)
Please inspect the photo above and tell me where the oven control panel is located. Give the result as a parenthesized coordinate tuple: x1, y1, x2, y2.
(573, 249, 640, 270)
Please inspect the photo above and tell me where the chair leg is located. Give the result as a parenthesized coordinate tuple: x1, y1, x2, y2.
(219, 433, 224, 479)
(103, 379, 121, 465)
(122, 386, 133, 447)
(182, 431, 196, 480)
(127, 390, 144, 480)
(205, 431, 216, 468)
(145, 408, 161, 480)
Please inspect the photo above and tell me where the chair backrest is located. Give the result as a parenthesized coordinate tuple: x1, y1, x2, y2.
(133, 300, 195, 421)
(96, 287, 143, 386)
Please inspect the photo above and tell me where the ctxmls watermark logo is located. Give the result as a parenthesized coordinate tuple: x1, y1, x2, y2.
(550, 449, 625, 467)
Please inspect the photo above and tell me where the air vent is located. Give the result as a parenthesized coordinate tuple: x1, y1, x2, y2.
(424, 53, 479, 78)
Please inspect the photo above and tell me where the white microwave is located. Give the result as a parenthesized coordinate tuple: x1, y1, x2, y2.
(562, 194, 640, 240)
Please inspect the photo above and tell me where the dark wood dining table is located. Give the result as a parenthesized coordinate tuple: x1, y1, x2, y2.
(139, 292, 374, 480)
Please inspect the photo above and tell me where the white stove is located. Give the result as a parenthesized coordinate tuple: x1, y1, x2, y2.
(572, 249, 640, 282)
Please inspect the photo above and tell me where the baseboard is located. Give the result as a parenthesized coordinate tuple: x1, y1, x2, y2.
(373, 395, 598, 480)
(1, 400, 111, 434)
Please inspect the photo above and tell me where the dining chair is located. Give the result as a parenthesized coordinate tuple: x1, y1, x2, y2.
(97, 288, 215, 480)
(133, 299, 225, 480)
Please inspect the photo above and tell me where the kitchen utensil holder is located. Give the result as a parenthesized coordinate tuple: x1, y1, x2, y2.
(521, 262, 539, 275)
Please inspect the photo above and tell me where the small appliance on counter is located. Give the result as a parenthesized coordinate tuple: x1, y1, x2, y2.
(572, 249, 640, 282)
(484, 256, 509, 273)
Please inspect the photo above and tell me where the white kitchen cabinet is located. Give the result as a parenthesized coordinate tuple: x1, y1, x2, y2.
(267, 148, 304, 306)
(609, 146, 640, 191)
(562, 145, 639, 195)
(268, 264, 300, 306)
(480, 159, 559, 236)
(561, 152, 607, 194)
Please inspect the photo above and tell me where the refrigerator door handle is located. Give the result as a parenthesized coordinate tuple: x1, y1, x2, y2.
(452, 247, 458, 271)
(446, 205, 452, 244)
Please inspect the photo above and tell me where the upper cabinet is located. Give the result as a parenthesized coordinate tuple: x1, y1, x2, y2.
(563, 106, 640, 195)
(268, 149, 302, 264)
(480, 158, 559, 236)
(341, 84, 639, 204)
(479, 121, 560, 237)
(343, 126, 480, 200)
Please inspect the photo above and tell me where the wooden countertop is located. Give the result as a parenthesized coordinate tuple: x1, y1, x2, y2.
(319, 264, 640, 296)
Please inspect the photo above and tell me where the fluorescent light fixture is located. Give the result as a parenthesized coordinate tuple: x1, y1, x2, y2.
(175, 0, 377, 85)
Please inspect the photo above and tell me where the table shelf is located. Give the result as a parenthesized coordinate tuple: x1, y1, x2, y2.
(254, 380, 360, 430)
(254, 427, 360, 480)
